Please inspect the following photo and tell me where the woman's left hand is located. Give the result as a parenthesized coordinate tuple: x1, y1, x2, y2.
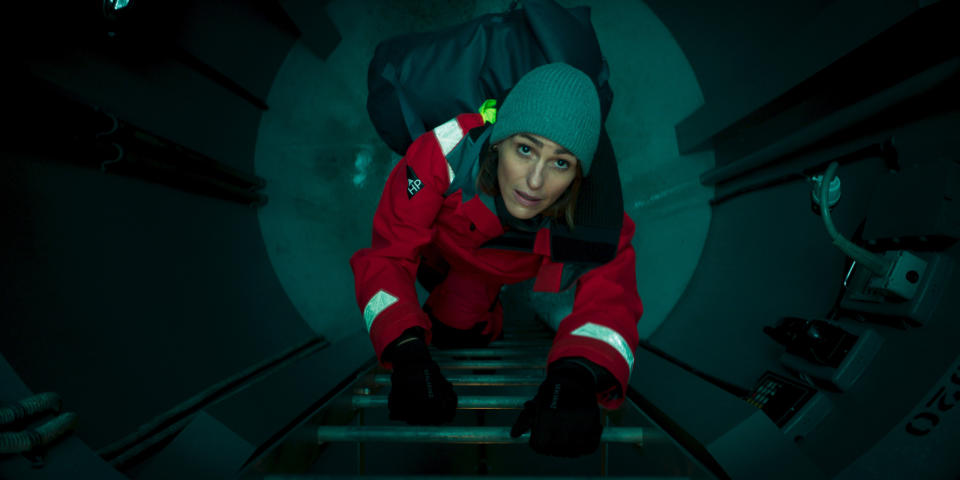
(509, 360, 603, 457)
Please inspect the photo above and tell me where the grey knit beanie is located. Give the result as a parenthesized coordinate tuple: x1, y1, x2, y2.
(489, 63, 602, 177)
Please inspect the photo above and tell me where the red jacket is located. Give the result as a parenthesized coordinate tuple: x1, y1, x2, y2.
(350, 113, 643, 409)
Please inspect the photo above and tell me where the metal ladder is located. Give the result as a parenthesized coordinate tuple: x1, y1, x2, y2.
(243, 316, 686, 478)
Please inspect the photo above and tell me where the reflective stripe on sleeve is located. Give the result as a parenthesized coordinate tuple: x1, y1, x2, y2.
(363, 290, 398, 332)
(433, 118, 464, 157)
(570, 323, 635, 375)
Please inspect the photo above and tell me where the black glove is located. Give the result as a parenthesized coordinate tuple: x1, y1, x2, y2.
(384, 329, 458, 425)
(510, 358, 604, 457)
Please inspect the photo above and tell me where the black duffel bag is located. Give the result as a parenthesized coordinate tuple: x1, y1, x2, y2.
(366, 0, 614, 156)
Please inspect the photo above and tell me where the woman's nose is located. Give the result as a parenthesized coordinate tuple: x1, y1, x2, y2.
(526, 162, 545, 189)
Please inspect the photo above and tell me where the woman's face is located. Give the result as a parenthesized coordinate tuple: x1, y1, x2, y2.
(496, 133, 578, 219)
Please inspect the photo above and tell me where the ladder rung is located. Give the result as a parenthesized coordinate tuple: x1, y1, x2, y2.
(436, 360, 545, 369)
(313, 426, 647, 444)
(353, 395, 529, 410)
(266, 477, 682, 480)
(371, 374, 541, 386)
(488, 340, 553, 347)
(429, 348, 549, 357)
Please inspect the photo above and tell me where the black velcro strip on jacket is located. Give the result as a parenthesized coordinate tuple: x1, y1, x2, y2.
(575, 128, 623, 232)
(480, 230, 536, 252)
(407, 165, 423, 199)
(551, 236, 617, 264)
(550, 127, 623, 264)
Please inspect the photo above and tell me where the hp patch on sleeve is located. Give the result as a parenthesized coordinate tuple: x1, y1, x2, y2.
(407, 165, 423, 199)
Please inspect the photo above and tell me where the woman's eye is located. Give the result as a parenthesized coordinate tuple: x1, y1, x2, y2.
(555, 159, 570, 169)
(517, 144, 532, 156)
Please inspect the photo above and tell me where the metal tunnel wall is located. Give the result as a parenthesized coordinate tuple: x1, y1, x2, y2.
(0, 1, 348, 477)
(2, 0, 959, 479)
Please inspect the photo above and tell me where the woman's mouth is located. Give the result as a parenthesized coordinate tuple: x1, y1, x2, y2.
(514, 190, 541, 207)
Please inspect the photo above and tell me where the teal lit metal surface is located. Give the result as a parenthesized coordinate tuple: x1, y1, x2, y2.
(314, 426, 648, 445)
(487, 339, 554, 347)
(436, 360, 545, 369)
(353, 395, 527, 410)
(429, 348, 550, 357)
(266, 477, 684, 480)
(371, 374, 542, 386)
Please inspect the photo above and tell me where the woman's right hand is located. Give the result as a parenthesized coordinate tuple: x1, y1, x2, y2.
(386, 334, 458, 425)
